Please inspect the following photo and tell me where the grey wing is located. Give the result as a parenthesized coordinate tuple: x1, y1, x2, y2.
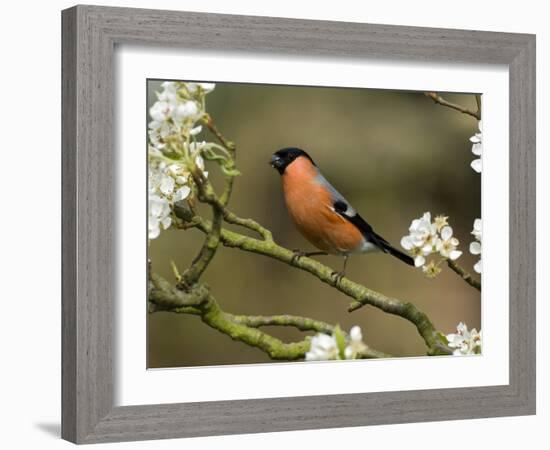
(316, 172, 385, 248)
(315, 172, 357, 216)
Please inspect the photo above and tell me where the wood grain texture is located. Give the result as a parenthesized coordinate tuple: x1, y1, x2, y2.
(61, 4, 536, 444)
(61, 7, 77, 443)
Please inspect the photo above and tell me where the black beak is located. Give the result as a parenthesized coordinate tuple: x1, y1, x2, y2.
(270, 154, 283, 169)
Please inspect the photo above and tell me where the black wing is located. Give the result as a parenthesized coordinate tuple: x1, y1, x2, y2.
(333, 200, 414, 266)
(333, 200, 387, 249)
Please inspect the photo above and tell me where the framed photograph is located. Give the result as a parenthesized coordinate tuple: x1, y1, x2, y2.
(62, 5, 536, 444)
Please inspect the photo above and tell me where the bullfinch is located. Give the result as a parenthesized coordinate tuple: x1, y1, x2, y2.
(270, 147, 414, 281)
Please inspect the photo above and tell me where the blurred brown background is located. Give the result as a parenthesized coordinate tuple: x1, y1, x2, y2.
(147, 80, 481, 368)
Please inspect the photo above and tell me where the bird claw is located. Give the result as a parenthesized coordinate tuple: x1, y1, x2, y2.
(331, 270, 346, 286)
(291, 250, 307, 265)
(291, 250, 328, 265)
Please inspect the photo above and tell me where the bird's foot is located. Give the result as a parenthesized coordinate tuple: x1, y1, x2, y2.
(291, 250, 327, 265)
(331, 270, 346, 286)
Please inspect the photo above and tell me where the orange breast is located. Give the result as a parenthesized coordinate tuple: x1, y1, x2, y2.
(281, 158, 364, 254)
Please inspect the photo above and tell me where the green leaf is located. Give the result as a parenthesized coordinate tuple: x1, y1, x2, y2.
(221, 167, 241, 177)
(435, 331, 449, 346)
(202, 148, 227, 162)
(333, 325, 346, 360)
(170, 260, 182, 282)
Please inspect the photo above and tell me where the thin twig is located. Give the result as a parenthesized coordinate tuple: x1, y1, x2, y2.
(425, 92, 481, 120)
(447, 259, 481, 291)
(222, 207, 273, 241)
(203, 114, 236, 206)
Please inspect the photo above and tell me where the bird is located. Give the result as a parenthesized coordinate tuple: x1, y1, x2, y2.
(270, 147, 414, 282)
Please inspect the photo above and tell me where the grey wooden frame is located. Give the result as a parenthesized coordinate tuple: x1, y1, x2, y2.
(62, 4, 536, 444)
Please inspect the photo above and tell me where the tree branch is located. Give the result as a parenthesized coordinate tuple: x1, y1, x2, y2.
(149, 275, 389, 360)
(425, 92, 481, 120)
(222, 208, 273, 241)
(447, 259, 481, 291)
(178, 179, 224, 288)
(178, 118, 239, 287)
(173, 205, 452, 356)
(231, 313, 335, 333)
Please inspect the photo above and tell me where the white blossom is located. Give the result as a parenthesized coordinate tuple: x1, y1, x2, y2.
(305, 326, 368, 361)
(148, 81, 214, 153)
(344, 326, 368, 359)
(400, 212, 438, 267)
(173, 100, 200, 121)
(147, 81, 215, 240)
(148, 194, 171, 240)
(158, 81, 178, 102)
(470, 218, 482, 273)
(149, 101, 174, 123)
(401, 212, 463, 273)
(436, 226, 462, 260)
(305, 333, 339, 361)
(446, 322, 482, 355)
(470, 121, 482, 173)
(148, 156, 206, 239)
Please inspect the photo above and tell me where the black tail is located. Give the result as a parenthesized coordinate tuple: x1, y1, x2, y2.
(382, 242, 415, 266)
(341, 212, 415, 266)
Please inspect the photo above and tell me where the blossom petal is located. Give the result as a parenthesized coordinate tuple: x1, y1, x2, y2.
(471, 158, 482, 173)
(441, 226, 453, 241)
(159, 176, 175, 195)
(474, 259, 482, 274)
(350, 326, 362, 342)
(161, 216, 172, 229)
(449, 250, 462, 260)
(473, 218, 482, 232)
(190, 125, 202, 136)
(469, 134, 481, 144)
(344, 347, 353, 359)
(471, 142, 482, 156)
(470, 241, 482, 255)
(148, 227, 160, 240)
(401, 236, 414, 250)
(198, 83, 216, 93)
(173, 186, 191, 202)
(414, 255, 425, 267)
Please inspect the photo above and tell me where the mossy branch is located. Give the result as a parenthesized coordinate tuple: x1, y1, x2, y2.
(173, 204, 452, 356)
(149, 274, 389, 360)
(178, 122, 238, 288)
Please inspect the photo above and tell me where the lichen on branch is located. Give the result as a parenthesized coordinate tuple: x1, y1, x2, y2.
(149, 273, 389, 360)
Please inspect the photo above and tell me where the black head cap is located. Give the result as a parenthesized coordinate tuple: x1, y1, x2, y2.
(270, 147, 315, 174)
